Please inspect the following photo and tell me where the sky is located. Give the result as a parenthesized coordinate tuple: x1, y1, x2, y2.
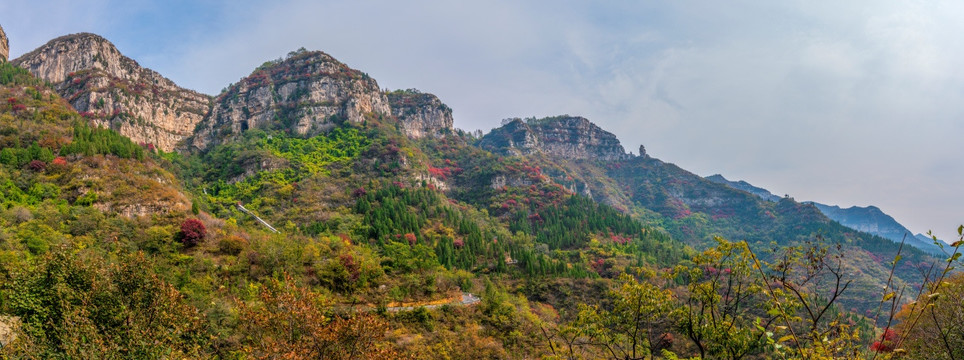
(2, 1, 963, 241)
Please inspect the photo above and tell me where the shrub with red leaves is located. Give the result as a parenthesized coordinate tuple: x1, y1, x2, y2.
(870, 328, 898, 353)
(352, 187, 366, 198)
(179, 218, 207, 247)
(404, 233, 417, 246)
(339, 253, 360, 281)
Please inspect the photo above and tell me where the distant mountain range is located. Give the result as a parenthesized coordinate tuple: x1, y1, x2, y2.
(706, 174, 944, 255)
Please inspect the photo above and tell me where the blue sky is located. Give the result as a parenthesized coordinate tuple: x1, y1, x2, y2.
(3, 1, 963, 241)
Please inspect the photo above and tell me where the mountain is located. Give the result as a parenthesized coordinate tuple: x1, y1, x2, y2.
(705, 174, 943, 254)
(190, 48, 390, 151)
(479, 116, 632, 161)
(0, 62, 190, 217)
(385, 89, 454, 138)
(13, 33, 211, 152)
(705, 174, 781, 202)
(809, 203, 943, 254)
(475, 115, 938, 314)
(2, 28, 952, 358)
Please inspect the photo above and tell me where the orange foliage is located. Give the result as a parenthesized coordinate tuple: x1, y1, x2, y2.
(237, 276, 402, 359)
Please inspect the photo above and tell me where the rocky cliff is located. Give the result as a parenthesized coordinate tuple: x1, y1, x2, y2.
(478, 116, 631, 161)
(191, 49, 390, 151)
(386, 89, 453, 138)
(13, 33, 210, 152)
(0, 24, 8, 62)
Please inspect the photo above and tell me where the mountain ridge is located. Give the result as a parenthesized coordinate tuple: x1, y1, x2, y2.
(705, 173, 943, 254)
(478, 116, 632, 161)
(1, 27, 955, 358)
(13, 32, 211, 152)
(189, 48, 391, 151)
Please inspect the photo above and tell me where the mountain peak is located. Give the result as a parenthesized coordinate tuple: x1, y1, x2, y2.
(13, 32, 211, 151)
(191, 48, 391, 151)
(385, 89, 454, 139)
(15, 32, 131, 84)
(478, 115, 630, 161)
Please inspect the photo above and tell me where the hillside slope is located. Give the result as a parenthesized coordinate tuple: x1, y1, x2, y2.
(706, 173, 943, 254)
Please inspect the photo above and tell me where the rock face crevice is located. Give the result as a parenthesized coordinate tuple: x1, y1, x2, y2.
(191, 49, 390, 151)
(479, 116, 631, 161)
(13, 33, 211, 151)
(386, 89, 454, 139)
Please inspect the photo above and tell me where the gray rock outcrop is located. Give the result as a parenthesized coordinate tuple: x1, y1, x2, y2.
(13, 33, 210, 152)
(191, 49, 390, 151)
(479, 116, 630, 161)
(386, 89, 454, 138)
(0, 24, 8, 62)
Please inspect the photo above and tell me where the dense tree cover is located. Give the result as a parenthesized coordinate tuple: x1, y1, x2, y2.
(1, 250, 207, 358)
(190, 127, 368, 214)
(59, 123, 144, 160)
(509, 195, 687, 269)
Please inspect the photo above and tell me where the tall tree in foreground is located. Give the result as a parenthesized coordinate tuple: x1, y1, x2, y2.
(0, 250, 206, 358)
(573, 273, 675, 359)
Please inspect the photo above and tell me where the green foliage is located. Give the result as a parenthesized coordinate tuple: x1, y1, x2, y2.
(60, 123, 144, 160)
(355, 182, 510, 273)
(0, 142, 54, 168)
(0, 62, 44, 87)
(574, 274, 675, 359)
(0, 249, 207, 358)
(201, 128, 368, 211)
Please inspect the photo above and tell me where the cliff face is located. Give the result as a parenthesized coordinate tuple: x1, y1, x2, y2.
(191, 49, 390, 151)
(385, 89, 453, 138)
(0, 24, 8, 62)
(478, 116, 631, 161)
(13, 33, 210, 151)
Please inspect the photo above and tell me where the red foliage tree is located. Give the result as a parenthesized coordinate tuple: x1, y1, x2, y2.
(870, 328, 898, 353)
(404, 233, 417, 246)
(179, 218, 207, 247)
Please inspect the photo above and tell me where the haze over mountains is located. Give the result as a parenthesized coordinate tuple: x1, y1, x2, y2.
(706, 174, 944, 255)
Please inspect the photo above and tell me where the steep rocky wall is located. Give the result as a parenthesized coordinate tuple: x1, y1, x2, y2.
(13, 33, 210, 151)
(386, 89, 454, 138)
(0, 24, 8, 62)
(192, 50, 390, 151)
(479, 116, 631, 161)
